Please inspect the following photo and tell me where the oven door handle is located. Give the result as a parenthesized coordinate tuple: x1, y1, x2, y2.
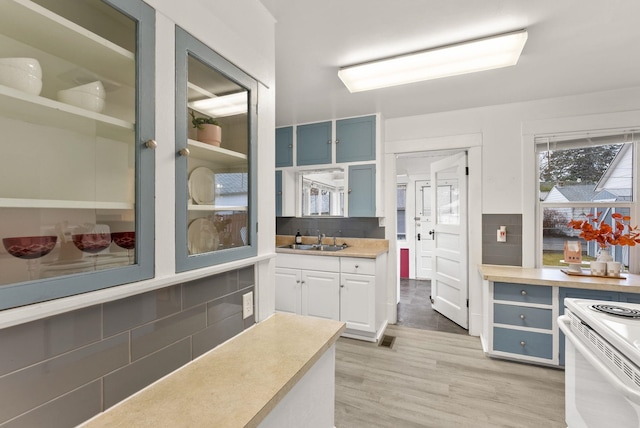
(559, 315, 640, 406)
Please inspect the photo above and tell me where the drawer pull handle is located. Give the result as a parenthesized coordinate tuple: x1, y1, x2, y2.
(521, 290, 527, 296)
(520, 341, 526, 347)
(520, 314, 526, 320)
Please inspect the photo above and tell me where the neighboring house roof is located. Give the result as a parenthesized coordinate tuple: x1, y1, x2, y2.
(595, 144, 631, 192)
(545, 183, 597, 202)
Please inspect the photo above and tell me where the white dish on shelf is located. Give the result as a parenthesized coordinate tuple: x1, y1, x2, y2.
(187, 217, 219, 255)
(188, 167, 215, 205)
(0, 58, 42, 95)
(57, 80, 106, 112)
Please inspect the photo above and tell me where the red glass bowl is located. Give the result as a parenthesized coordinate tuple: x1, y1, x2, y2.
(72, 234, 112, 254)
(3, 236, 57, 259)
(111, 231, 135, 250)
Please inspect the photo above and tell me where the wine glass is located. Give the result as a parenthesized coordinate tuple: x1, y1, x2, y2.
(3, 236, 57, 280)
(111, 231, 135, 264)
(72, 231, 112, 270)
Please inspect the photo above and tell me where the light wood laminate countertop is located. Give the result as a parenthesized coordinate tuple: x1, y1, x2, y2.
(275, 235, 388, 259)
(480, 264, 640, 293)
(81, 313, 346, 428)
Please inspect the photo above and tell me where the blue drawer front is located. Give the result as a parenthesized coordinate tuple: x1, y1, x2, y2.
(493, 304, 552, 330)
(494, 282, 552, 305)
(493, 327, 553, 360)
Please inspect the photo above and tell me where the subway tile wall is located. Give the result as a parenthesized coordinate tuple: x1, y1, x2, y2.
(0, 266, 255, 428)
(276, 217, 384, 239)
(482, 214, 523, 266)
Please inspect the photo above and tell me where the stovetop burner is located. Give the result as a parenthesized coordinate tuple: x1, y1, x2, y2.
(591, 304, 640, 318)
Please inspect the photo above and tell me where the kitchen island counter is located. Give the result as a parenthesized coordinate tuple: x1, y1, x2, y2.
(81, 313, 345, 428)
(479, 264, 640, 293)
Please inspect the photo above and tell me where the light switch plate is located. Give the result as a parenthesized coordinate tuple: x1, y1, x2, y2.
(242, 291, 253, 319)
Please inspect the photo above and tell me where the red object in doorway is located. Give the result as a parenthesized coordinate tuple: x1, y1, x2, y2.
(400, 248, 409, 278)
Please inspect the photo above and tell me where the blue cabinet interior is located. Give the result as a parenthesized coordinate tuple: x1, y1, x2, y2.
(347, 164, 376, 217)
(276, 126, 293, 167)
(296, 121, 332, 166)
(335, 115, 376, 163)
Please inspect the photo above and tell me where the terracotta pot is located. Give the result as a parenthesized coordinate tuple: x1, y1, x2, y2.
(196, 124, 222, 147)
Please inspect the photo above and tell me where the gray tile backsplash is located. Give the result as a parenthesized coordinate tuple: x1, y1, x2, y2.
(103, 285, 182, 337)
(482, 214, 523, 266)
(0, 266, 256, 426)
(276, 217, 384, 238)
(1, 380, 102, 428)
(0, 306, 101, 376)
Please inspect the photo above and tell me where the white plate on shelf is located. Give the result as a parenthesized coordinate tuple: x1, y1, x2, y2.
(187, 217, 219, 255)
(188, 167, 215, 205)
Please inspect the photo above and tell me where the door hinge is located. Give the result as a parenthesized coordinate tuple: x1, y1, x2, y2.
(465, 166, 469, 176)
(430, 296, 434, 304)
(256, 222, 258, 232)
(467, 299, 469, 308)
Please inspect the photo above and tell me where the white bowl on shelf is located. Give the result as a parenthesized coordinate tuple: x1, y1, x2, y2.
(0, 57, 42, 78)
(57, 81, 106, 113)
(0, 58, 43, 95)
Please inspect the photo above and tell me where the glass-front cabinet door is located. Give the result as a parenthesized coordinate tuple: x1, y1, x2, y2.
(0, 0, 155, 309)
(175, 27, 257, 272)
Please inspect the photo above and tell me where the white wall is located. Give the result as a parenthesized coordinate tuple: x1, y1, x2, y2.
(385, 85, 640, 336)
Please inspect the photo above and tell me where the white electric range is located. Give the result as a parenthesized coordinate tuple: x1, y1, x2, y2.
(559, 298, 640, 428)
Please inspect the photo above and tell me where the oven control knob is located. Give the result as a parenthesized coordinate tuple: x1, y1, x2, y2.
(520, 341, 526, 347)
(520, 314, 526, 320)
(521, 290, 527, 296)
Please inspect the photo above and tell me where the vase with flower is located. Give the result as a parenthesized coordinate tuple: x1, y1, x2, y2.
(568, 212, 640, 276)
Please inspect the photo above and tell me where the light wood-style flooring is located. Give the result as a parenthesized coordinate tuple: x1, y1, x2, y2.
(335, 324, 566, 428)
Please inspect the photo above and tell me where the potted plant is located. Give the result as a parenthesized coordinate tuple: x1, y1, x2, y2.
(190, 110, 222, 147)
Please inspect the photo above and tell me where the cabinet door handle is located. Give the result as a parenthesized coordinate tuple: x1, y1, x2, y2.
(296, 280, 300, 283)
(355, 265, 359, 269)
(519, 314, 526, 320)
(327, 140, 332, 145)
(335, 139, 340, 144)
(520, 290, 527, 296)
(277, 191, 282, 195)
(348, 188, 352, 193)
(145, 139, 158, 149)
(520, 341, 526, 347)
(288, 144, 293, 148)
(178, 148, 190, 157)
(301, 280, 305, 284)
(340, 284, 345, 288)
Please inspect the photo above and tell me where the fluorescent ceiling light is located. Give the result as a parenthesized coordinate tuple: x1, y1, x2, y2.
(338, 29, 528, 93)
(189, 91, 247, 117)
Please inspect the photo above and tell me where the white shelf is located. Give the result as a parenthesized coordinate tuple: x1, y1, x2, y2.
(187, 139, 247, 165)
(188, 204, 247, 212)
(0, 0, 135, 87)
(0, 198, 133, 210)
(0, 84, 134, 142)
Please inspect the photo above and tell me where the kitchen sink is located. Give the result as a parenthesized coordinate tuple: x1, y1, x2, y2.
(278, 244, 346, 252)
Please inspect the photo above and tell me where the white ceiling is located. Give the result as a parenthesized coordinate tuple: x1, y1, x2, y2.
(261, 0, 640, 127)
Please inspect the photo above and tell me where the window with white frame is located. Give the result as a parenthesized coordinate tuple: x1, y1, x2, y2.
(537, 131, 638, 268)
(397, 184, 407, 240)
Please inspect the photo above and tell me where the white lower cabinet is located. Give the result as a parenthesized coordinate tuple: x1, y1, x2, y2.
(275, 252, 387, 342)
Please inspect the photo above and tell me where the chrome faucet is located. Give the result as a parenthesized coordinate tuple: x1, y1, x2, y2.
(317, 230, 325, 245)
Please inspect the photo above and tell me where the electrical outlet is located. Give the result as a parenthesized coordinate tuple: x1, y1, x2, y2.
(242, 291, 253, 319)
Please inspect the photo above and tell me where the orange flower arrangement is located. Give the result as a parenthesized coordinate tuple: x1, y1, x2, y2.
(568, 212, 640, 248)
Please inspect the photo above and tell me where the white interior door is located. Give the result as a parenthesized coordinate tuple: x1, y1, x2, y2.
(430, 152, 468, 329)
(415, 180, 433, 279)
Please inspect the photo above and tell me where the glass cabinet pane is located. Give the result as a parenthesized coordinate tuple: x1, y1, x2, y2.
(0, 0, 154, 308)
(175, 27, 257, 272)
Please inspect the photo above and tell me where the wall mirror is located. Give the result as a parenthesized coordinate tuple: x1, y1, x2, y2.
(300, 168, 345, 216)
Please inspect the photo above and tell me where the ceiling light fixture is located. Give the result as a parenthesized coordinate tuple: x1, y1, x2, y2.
(338, 29, 528, 93)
